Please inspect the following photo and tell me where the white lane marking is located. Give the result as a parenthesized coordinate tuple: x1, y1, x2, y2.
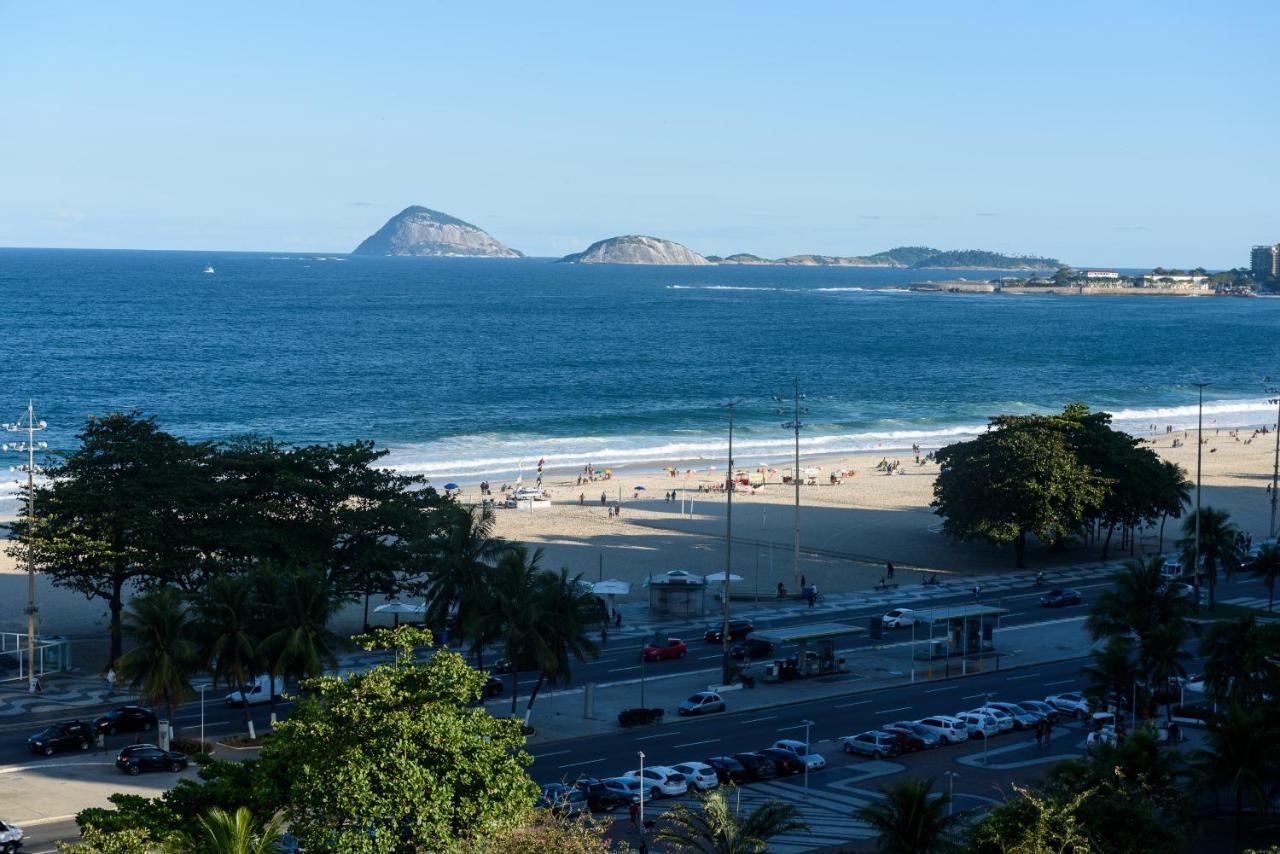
(634, 732, 675, 741)
(876, 706, 911, 714)
(1044, 679, 1075, 687)
(742, 715, 777, 723)
(833, 699, 871, 708)
(1006, 673, 1041, 681)
(672, 739, 720, 749)
(697, 654, 722, 660)
(925, 686, 958, 693)
(534, 749, 571, 759)
(962, 692, 995, 700)
(558, 758, 606, 768)
(608, 666, 642, 673)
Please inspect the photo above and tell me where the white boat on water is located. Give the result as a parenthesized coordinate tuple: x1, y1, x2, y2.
(203, 265, 215, 274)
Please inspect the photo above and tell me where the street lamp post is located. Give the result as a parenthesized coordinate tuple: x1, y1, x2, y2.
(638, 749, 646, 840)
(3, 401, 48, 694)
(721, 400, 740, 687)
(775, 380, 806, 587)
(945, 771, 959, 817)
(801, 718, 814, 793)
(1192, 381, 1210, 606)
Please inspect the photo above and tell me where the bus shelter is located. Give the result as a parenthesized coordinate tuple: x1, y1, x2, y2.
(909, 604, 1009, 672)
(644, 570, 706, 617)
(753, 622, 866, 681)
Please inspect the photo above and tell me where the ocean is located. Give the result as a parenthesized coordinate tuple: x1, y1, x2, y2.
(1, 248, 1277, 507)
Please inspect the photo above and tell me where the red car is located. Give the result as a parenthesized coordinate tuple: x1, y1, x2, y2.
(882, 726, 927, 753)
(643, 638, 687, 661)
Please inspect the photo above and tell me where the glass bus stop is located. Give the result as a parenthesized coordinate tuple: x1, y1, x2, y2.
(752, 622, 867, 681)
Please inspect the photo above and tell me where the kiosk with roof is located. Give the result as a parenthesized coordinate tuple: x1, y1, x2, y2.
(752, 622, 866, 681)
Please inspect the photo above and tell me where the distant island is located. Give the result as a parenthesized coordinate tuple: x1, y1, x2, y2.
(706, 246, 1061, 270)
(352, 206, 522, 257)
(558, 235, 711, 265)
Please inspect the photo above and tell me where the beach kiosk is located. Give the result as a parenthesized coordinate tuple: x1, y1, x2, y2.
(644, 570, 707, 617)
(753, 622, 866, 682)
(907, 603, 1009, 674)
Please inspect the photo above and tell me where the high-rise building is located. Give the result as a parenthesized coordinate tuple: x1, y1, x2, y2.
(1252, 244, 1280, 282)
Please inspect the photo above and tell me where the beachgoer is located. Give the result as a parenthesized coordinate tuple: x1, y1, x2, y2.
(579, 493, 585, 505)
(615, 611, 622, 629)
(887, 561, 895, 580)
(800, 574, 806, 589)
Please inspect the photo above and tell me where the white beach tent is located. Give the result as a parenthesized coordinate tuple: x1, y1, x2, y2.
(592, 579, 631, 620)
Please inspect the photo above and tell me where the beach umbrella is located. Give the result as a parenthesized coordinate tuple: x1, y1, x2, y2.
(704, 572, 744, 583)
(592, 579, 632, 596)
(444, 482, 459, 491)
(373, 601, 426, 627)
(633, 485, 646, 491)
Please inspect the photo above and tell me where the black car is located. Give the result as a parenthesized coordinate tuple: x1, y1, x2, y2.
(1039, 589, 1083, 608)
(572, 778, 632, 812)
(704, 619, 754, 643)
(731, 752, 778, 781)
(703, 755, 750, 784)
(92, 706, 157, 736)
(28, 720, 93, 756)
(483, 675, 504, 698)
(115, 744, 188, 775)
(759, 747, 804, 775)
(729, 637, 776, 661)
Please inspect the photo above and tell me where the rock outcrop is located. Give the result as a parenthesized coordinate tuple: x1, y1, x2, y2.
(352, 206, 522, 257)
(558, 235, 710, 265)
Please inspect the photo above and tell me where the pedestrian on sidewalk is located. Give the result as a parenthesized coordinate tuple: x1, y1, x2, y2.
(1035, 719, 1044, 747)
(615, 611, 623, 629)
(1044, 718, 1052, 745)
(629, 801, 640, 826)
(105, 667, 116, 699)
(887, 561, 895, 580)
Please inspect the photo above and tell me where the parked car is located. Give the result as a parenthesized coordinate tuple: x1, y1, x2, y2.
(729, 637, 776, 661)
(985, 702, 1041, 729)
(92, 706, 157, 736)
(1017, 699, 1063, 722)
(571, 777, 633, 811)
(881, 726, 927, 753)
(881, 608, 920, 628)
(623, 766, 688, 799)
(537, 784, 588, 816)
(760, 747, 805, 776)
(953, 712, 999, 739)
(225, 674, 284, 706)
(482, 675, 504, 698)
(704, 619, 754, 642)
(678, 691, 725, 716)
(840, 731, 899, 758)
(703, 755, 750, 784)
(115, 744, 188, 775)
(0, 819, 23, 854)
(28, 720, 92, 755)
(888, 721, 942, 748)
(771, 739, 826, 770)
(915, 716, 970, 745)
(968, 707, 1016, 732)
(601, 776, 648, 804)
(1159, 581, 1195, 602)
(1039, 588, 1083, 608)
(671, 761, 720, 791)
(731, 752, 778, 781)
(1045, 691, 1092, 718)
(643, 638, 688, 661)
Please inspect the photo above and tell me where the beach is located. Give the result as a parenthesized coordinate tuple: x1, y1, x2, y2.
(6, 419, 1274, 654)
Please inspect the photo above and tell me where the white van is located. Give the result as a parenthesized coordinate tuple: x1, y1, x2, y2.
(915, 715, 969, 745)
(1159, 558, 1184, 582)
(225, 674, 284, 706)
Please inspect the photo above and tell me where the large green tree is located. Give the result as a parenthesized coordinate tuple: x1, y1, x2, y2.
(419, 504, 511, 660)
(1190, 704, 1280, 853)
(1249, 542, 1280, 612)
(193, 574, 261, 738)
(254, 565, 341, 726)
(521, 566, 601, 726)
(933, 414, 1105, 566)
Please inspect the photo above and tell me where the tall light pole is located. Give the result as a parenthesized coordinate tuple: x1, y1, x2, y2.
(3, 401, 48, 694)
(774, 380, 806, 586)
(945, 770, 959, 817)
(1268, 389, 1279, 539)
(638, 749, 646, 837)
(721, 400, 740, 687)
(801, 718, 814, 793)
(1192, 381, 1210, 606)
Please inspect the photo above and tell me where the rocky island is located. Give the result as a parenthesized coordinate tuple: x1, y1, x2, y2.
(352, 206, 522, 257)
(558, 235, 711, 265)
(706, 246, 1060, 270)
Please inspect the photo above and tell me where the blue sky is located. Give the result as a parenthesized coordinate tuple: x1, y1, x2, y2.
(1, 1, 1276, 266)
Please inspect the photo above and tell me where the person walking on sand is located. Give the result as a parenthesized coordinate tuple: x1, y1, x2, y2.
(887, 561, 895, 580)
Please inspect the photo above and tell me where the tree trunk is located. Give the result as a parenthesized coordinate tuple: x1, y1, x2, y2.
(234, 676, 256, 739)
(1159, 513, 1167, 552)
(1014, 532, 1027, 568)
(523, 670, 547, 728)
(1101, 523, 1115, 559)
(109, 573, 126, 665)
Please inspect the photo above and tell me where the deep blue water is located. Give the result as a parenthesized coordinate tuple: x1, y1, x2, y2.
(0, 248, 1277, 491)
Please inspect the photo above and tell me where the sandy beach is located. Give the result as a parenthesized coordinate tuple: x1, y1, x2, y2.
(3, 420, 1277, 654)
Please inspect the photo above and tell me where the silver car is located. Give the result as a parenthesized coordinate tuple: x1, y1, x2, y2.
(840, 731, 899, 758)
(678, 691, 725, 716)
(986, 702, 1040, 729)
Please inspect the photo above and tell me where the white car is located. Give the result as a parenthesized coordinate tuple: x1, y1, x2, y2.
(602, 776, 649, 804)
(225, 674, 284, 706)
(1086, 725, 1118, 749)
(881, 608, 920, 629)
(969, 707, 1015, 732)
(0, 819, 23, 854)
(771, 739, 826, 771)
(953, 712, 999, 739)
(985, 702, 1040, 729)
(624, 766, 688, 799)
(1045, 691, 1091, 718)
(671, 761, 720, 791)
(915, 715, 969, 745)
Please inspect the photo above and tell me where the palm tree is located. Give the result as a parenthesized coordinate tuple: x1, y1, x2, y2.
(1178, 506, 1239, 610)
(423, 505, 510, 661)
(1140, 621, 1192, 721)
(1156, 460, 1191, 552)
(469, 546, 544, 717)
(654, 789, 809, 853)
(1086, 557, 1188, 645)
(1189, 704, 1280, 853)
(852, 777, 963, 853)
(193, 574, 260, 738)
(258, 566, 341, 723)
(520, 567, 602, 726)
(1081, 636, 1138, 714)
(115, 588, 199, 725)
(196, 806, 287, 854)
(1250, 542, 1280, 612)
(1200, 616, 1272, 706)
